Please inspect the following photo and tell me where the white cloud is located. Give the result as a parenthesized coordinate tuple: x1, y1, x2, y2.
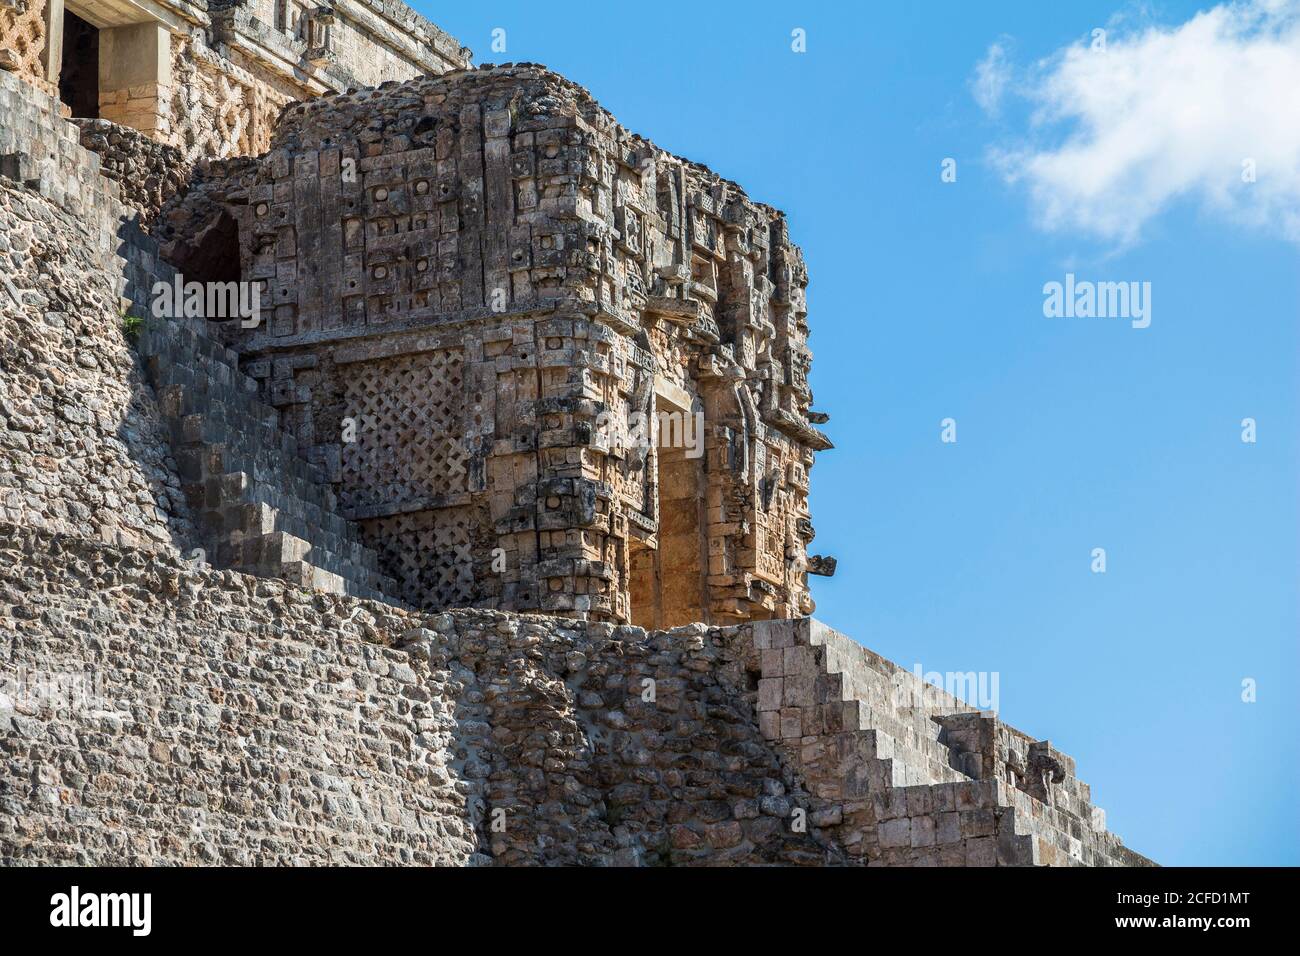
(981, 0, 1300, 245)
(972, 41, 1012, 116)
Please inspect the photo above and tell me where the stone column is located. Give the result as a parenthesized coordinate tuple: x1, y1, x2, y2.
(97, 20, 171, 141)
(41, 0, 64, 86)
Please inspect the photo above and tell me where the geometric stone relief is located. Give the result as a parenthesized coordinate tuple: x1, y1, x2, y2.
(361, 506, 476, 609)
(339, 349, 468, 514)
(0, 0, 51, 96)
(246, 145, 459, 336)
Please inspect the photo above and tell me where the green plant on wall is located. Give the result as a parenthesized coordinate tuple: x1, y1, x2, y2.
(121, 311, 143, 345)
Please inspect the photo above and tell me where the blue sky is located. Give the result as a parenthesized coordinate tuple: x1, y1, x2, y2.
(418, 0, 1299, 866)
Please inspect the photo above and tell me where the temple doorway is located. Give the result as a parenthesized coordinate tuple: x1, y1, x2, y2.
(628, 397, 709, 629)
(57, 9, 98, 119)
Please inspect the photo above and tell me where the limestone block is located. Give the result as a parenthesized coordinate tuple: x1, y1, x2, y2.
(878, 818, 911, 848)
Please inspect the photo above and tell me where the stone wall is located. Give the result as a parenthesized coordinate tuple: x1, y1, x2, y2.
(0, 523, 476, 865)
(220, 0, 470, 91)
(0, 523, 836, 865)
(2, 0, 471, 162)
(0, 68, 175, 317)
(0, 521, 1153, 865)
(73, 118, 190, 228)
(169, 28, 290, 164)
(0, 62, 205, 554)
(0, 175, 195, 553)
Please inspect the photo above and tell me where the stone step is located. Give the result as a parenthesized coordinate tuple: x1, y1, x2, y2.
(140, 321, 398, 604)
(820, 670, 956, 765)
(145, 332, 253, 394)
(240, 499, 377, 576)
(140, 317, 245, 371)
(755, 620, 979, 802)
(268, 561, 394, 604)
(145, 344, 320, 472)
(150, 356, 275, 430)
(816, 632, 977, 775)
(226, 531, 395, 596)
(776, 650, 970, 782)
(192, 472, 383, 577)
(193, 488, 395, 598)
(173, 408, 323, 488)
(191, 454, 346, 534)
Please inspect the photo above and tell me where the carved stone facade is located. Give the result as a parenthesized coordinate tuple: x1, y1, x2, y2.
(160, 65, 836, 627)
(0, 0, 471, 163)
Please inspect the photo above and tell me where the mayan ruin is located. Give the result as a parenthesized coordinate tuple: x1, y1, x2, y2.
(0, 0, 1161, 870)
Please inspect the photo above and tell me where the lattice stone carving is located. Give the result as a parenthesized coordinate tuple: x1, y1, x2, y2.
(0, 0, 52, 96)
(363, 507, 476, 609)
(340, 350, 469, 512)
(170, 36, 281, 161)
(185, 65, 830, 626)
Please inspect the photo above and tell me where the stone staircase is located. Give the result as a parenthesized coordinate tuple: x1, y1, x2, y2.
(755, 618, 971, 799)
(0, 68, 399, 607)
(751, 618, 1150, 865)
(139, 317, 400, 604)
(823, 641, 975, 790)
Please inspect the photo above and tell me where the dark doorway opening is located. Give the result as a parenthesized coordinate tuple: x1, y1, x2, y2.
(59, 11, 100, 119)
(169, 209, 244, 288)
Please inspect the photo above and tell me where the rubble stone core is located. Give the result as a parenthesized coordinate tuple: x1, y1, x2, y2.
(169, 65, 835, 627)
(0, 525, 1152, 866)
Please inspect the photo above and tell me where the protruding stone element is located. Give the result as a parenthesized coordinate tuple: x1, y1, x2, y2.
(303, 6, 335, 65)
(807, 554, 837, 576)
(1, 0, 472, 159)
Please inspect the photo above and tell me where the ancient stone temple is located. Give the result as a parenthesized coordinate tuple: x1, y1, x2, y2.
(0, 2, 1153, 867)
(161, 66, 836, 627)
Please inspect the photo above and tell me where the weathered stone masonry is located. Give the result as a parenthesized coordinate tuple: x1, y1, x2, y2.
(0, 1, 1156, 867)
(0, 71, 196, 552)
(0, 525, 1152, 865)
(2, 0, 470, 162)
